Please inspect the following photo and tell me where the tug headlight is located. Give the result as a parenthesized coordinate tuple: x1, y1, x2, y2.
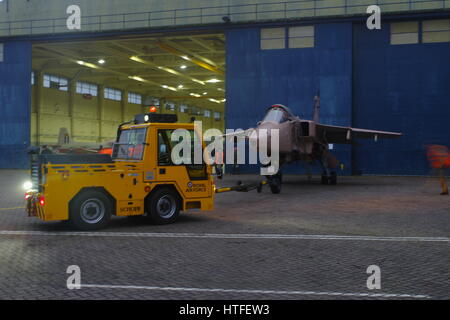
(23, 181, 33, 191)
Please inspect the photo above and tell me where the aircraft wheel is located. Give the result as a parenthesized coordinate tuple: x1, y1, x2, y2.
(269, 172, 282, 194)
(270, 183, 281, 194)
(329, 172, 337, 185)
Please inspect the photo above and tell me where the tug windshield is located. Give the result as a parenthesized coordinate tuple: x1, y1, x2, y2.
(263, 108, 289, 124)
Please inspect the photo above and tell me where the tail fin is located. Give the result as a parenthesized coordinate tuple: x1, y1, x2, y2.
(313, 91, 320, 123)
(57, 128, 71, 145)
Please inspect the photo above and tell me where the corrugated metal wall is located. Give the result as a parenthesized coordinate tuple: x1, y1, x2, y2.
(0, 41, 31, 169)
(352, 22, 450, 175)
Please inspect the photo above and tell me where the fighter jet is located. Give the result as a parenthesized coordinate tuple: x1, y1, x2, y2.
(229, 94, 402, 193)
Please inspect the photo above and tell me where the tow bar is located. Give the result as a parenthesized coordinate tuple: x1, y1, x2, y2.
(215, 180, 268, 194)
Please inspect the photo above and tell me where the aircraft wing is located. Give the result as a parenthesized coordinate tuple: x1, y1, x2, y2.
(315, 124, 402, 144)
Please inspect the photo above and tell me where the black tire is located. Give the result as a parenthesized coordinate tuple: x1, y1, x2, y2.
(329, 172, 337, 185)
(321, 175, 329, 185)
(269, 173, 282, 194)
(70, 190, 112, 231)
(270, 183, 282, 194)
(147, 188, 181, 224)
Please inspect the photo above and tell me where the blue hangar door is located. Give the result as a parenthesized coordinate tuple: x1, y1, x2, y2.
(0, 41, 32, 169)
(352, 22, 450, 176)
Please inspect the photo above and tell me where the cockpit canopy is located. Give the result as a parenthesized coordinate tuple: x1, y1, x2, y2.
(262, 105, 292, 124)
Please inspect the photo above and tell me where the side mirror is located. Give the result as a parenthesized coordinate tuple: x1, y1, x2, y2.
(257, 121, 262, 126)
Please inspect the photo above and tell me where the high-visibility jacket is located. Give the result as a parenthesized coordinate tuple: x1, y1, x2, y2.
(427, 145, 450, 169)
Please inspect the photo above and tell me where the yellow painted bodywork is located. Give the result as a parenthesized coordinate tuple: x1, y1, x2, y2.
(28, 122, 215, 222)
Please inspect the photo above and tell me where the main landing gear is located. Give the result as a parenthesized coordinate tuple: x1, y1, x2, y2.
(321, 171, 337, 185)
(267, 171, 282, 194)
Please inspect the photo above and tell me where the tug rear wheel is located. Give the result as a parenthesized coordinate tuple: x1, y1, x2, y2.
(70, 190, 112, 231)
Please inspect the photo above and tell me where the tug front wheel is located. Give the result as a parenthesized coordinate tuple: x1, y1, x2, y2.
(147, 188, 181, 224)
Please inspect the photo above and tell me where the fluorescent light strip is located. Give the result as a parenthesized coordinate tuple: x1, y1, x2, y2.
(76, 60, 99, 69)
(162, 85, 178, 92)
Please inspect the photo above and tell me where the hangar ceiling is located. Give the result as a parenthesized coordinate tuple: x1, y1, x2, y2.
(32, 33, 226, 111)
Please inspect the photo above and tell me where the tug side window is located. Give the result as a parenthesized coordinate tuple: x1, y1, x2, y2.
(157, 129, 208, 180)
(157, 131, 172, 166)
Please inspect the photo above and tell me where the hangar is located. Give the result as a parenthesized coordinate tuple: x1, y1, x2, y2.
(30, 33, 226, 146)
(0, 0, 450, 175)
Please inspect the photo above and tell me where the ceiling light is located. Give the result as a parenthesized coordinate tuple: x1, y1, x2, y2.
(98, 59, 106, 64)
(208, 98, 221, 104)
(162, 85, 177, 92)
(159, 66, 178, 75)
(129, 76, 145, 82)
(206, 78, 221, 83)
(180, 65, 187, 69)
(203, 92, 208, 95)
(130, 56, 142, 62)
(76, 60, 99, 69)
(178, 85, 184, 89)
(181, 56, 190, 61)
(190, 93, 201, 98)
(192, 79, 206, 85)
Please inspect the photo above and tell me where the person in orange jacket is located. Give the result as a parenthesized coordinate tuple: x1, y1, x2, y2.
(426, 145, 449, 195)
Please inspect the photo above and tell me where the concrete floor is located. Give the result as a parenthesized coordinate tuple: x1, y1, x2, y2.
(0, 170, 448, 300)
